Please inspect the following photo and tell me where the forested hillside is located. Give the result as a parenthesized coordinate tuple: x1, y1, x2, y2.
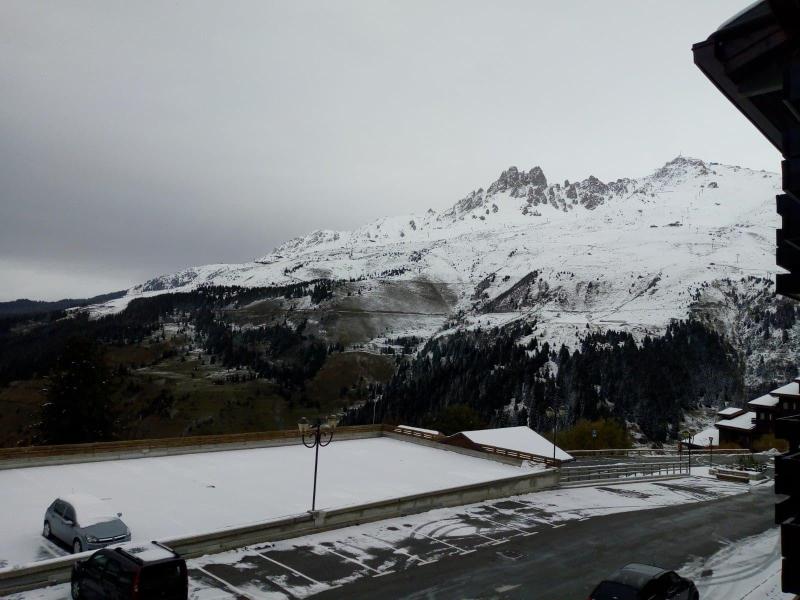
(1, 158, 796, 448)
(349, 319, 743, 442)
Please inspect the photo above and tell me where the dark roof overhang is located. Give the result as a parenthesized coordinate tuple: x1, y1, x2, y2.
(692, 0, 800, 157)
(693, 0, 800, 299)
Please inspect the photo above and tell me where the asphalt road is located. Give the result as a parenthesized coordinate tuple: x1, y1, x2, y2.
(311, 483, 776, 600)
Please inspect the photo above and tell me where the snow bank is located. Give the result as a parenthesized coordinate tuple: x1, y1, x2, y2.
(682, 527, 793, 600)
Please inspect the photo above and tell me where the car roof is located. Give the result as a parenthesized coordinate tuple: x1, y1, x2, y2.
(112, 542, 182, 566)
(606, 563, 668, 590)
(58, 494, 118, 525)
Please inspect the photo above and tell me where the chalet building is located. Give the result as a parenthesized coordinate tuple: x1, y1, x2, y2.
(748, 378, 800, 437)
(749, 393, 780, 434)
(682, 379, 800, 450)
(681, 407, 746, 450)
(712, 379, 800, 448)
(715, 411, 757, 448)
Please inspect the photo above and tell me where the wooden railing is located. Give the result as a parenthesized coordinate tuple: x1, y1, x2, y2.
(479, 444, 562, 468)
(0, 425, 386, 463)
(391, 425, 443, 441)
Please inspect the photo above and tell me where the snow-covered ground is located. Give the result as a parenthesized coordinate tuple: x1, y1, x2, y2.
(0, 437, 531, 569)
(683, 527, 793, 600)
(8, 475, 750, 600)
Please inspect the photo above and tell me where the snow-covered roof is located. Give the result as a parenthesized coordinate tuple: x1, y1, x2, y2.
(771, 381, 800, 397)
(60, 493, 119, 527)
(683, 426, 719, 446)
(748, 393, 779, 408)
(396, 425, 442, 436)
(715, 411, 756, 432)
(457, 426, 573, 462)
(121, 542, 175, 562)
(717, 406, 744, 417)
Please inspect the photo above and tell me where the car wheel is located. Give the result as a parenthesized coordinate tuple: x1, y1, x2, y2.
(71, 579, 81, 599)
(42, 521, 51, 539)
(73, 539, 82, 554)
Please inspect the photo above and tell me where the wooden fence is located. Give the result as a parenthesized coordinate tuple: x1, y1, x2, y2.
(0, 425, 385, 464)
(479, 444, 562, 468)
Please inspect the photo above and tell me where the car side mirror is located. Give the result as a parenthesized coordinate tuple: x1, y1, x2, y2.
(117, 512, 122, 518)
(63, 519, 74, 526)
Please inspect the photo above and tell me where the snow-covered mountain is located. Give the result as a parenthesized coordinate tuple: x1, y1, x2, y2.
(96, 157, 780, 349)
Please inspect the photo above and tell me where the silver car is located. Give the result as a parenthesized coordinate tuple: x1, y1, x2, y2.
(43, 494, 131, 553)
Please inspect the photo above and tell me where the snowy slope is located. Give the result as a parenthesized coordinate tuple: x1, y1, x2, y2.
(92, 157, 780, 348)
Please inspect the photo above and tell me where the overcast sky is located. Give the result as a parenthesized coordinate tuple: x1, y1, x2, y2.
(0, 0, 779, 301)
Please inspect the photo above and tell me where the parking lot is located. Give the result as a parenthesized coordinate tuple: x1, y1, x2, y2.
(10, 475, 752, 600)
(0, 437, 530, 570)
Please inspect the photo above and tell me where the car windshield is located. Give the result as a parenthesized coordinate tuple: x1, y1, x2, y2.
(591, 581, 640, 600)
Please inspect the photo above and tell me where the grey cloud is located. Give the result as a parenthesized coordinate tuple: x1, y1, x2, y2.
(0, 0, 779, 300)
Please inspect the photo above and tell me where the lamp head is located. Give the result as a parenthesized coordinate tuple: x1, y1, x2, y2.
(298, 417, 310, 434)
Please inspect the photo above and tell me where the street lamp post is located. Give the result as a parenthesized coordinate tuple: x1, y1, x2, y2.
(680, 430, 695, 476)
(545, 406, 567, 461)
(709, 436, 714, 469)
(298, 414, 339, 512)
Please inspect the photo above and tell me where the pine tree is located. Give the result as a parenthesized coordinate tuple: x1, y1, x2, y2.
(39, 337, 115, 444)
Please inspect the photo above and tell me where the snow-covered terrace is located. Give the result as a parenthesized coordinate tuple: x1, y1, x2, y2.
(0, 437, 534, 569)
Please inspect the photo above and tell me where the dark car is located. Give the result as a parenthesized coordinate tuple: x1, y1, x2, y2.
(70, 541, 188, 600)
(589, 563, 698, 600)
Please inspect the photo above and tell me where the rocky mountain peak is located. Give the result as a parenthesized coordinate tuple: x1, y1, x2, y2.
(487, 165, 548, 196)
(652, 156, 709, 182)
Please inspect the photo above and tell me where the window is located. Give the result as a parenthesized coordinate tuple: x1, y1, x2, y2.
(64, 505, 76, 523)
(104, 559, 121, 581)
(87, 553, 109, 575)
(54, 501, 66, 517)
(91, 554, 108, 568)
